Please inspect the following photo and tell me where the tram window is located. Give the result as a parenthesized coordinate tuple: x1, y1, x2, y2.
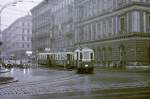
(67, 54, 71, 60)
(90, 53, 93, 60)
(58, 55, 59, 60)
(60, 54, 63, 60)
(77, 52, 79, 60)
(56, 55, 57, 60)
(54, 55, 55, 60)
(80, 52, 83, 60)
(47, 55, 50, 59)
(71, 54, 73, 60)
(84, 51, 89, 59)
(59, 54, 61, 60)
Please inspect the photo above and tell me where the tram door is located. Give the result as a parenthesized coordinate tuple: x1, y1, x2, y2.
(47, 55, 52, 66)
(66, 54, 71, 66)
(149, 46, 150, 64)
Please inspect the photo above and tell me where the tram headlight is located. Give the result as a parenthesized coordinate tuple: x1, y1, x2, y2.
(85, 64, 88, 67)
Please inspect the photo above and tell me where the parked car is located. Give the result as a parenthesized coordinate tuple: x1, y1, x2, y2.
(5, 63, 13, 69)
(19, 63, 30, 69)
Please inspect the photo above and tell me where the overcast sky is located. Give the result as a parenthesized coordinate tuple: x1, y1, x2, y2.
(0, 0, 43, 31)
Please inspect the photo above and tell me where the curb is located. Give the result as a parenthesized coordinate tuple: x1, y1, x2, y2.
(0, 79, 19, 84)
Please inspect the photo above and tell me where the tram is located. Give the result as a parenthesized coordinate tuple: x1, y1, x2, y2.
(37, 52, 74, 69)
(37, 53, 52, 65)
(74, 47, 94, 74)
(37, 47, 94, 73)
(54, 52, 74, 69)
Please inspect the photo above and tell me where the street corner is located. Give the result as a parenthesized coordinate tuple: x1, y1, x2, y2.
(0, 76, 18, 85)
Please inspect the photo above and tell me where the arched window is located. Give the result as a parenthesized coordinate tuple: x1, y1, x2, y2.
(119, 44, 126, 65)
(108, 47, 112, 62)
(102, 47, 106, 61)
(97, 47, 101, 63)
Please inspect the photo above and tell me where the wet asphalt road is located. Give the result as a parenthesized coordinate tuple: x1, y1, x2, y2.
(0, 66, 150, 99)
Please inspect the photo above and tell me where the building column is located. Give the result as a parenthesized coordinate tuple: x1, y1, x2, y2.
(111, 17, 114, 35)
(115, 16, 119, 34)
(143, 12, 146, 32)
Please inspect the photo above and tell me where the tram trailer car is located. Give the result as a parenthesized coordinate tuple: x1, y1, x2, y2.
(37, 53, 53, 66)
(74, 48, 94, 74)
(37, 52, 74, 69)
(54, 52, 74, 69)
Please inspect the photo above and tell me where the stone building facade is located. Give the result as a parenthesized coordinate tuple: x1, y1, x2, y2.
(74, 0, 150, 66)
(51, 0, 74, 52)
(1, 15, 32, 60)
(32, 0, 150, 67)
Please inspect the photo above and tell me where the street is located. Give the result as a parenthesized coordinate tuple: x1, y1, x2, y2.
(0, 65, 150, 99)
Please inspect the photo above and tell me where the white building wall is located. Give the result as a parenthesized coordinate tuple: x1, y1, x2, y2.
(2, 15, 32, 59)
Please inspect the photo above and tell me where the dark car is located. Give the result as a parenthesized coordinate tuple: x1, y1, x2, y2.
(19, 63, 30, 69)
(5, 63, 13, 69)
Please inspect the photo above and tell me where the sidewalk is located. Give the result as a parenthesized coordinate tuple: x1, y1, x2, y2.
(0, 68, 18, 84)
(0, 77, 18, 84)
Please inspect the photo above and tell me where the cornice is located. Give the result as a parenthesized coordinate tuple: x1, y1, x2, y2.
(75, 32, 150, 45)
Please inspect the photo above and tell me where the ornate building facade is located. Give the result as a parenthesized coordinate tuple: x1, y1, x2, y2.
(51, 0, 74, 52)
(74, 0, 150, 66)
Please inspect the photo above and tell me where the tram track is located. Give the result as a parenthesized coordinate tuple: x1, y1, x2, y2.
(0, 74, 81, 90)
(38, 86, 150, 99)
(0, 68, 150, 97)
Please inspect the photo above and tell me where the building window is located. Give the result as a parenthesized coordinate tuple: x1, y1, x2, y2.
(22, 22, 24, 27)
(119, 44, 126, 65)
(27, 29, 30, 34)
(148, 15, 150, 30)
(118, 0, 127, 7)
(97, 47, 101, 63)
(22, 36, 25, 41)
(119, 16, 126, 33)
(146, 0, 150, 3)
(22, 29, 24, 34)
(22, 44, 24, 48)
(27, 44, 30, 48)
(108, 18, 112, 35)
(103, 21, 107, 37)
(27, 37, 30, 41)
